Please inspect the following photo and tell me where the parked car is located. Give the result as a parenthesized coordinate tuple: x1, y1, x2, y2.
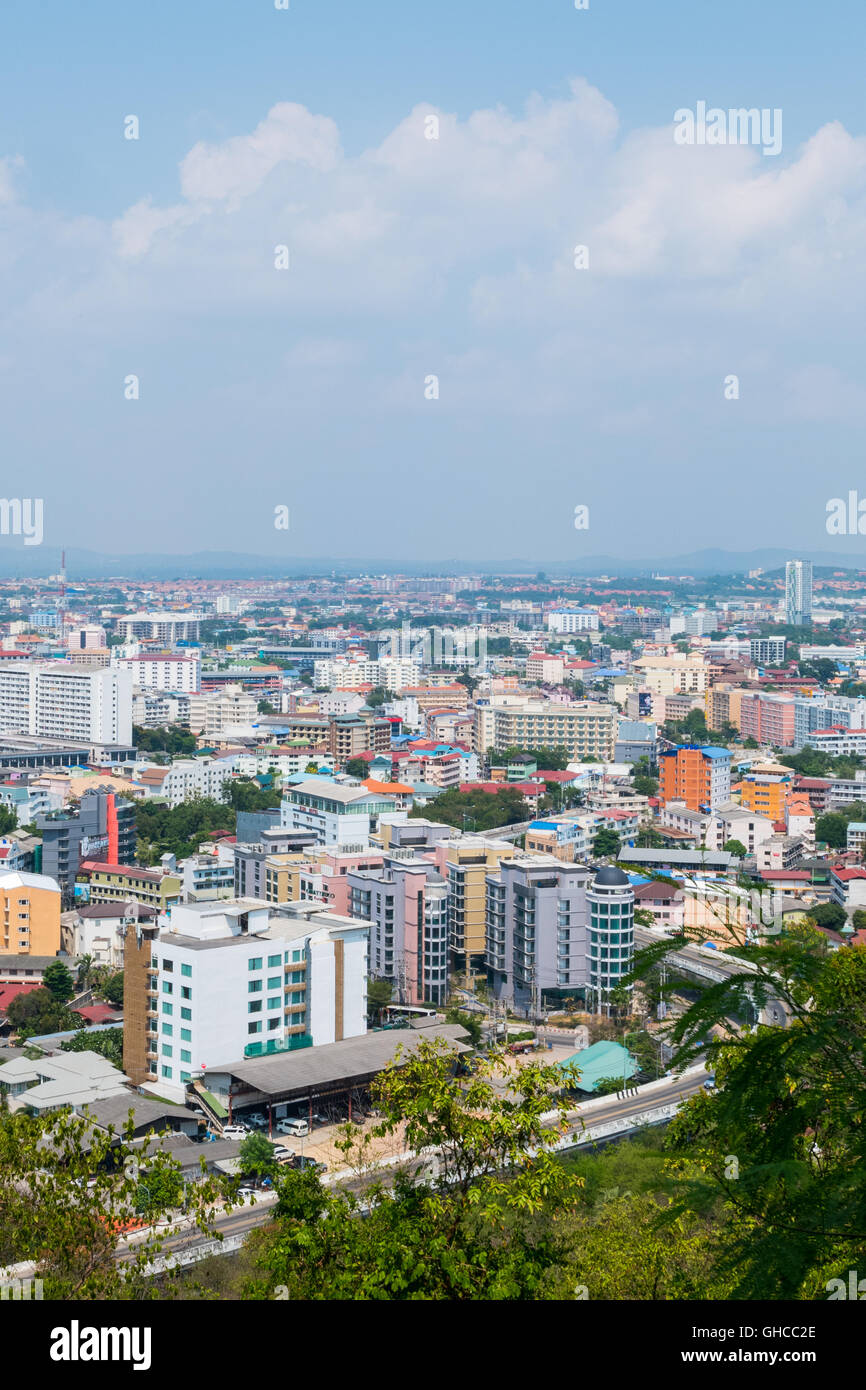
(311, 1112, 329, 1127)
(277, 1117, 309, 1137)
(245, 1112, 268, 1128)
(237, 1187, 258, 1200)
(272, 1145, 294, 1163)
(292, 1155, 326, 1173)
(222, 1124, 248, 1140)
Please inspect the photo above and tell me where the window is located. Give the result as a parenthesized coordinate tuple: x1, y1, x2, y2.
(163, 959, 173, 972)
(268, 1017, 280, 1031)
(162, 1023, 173, 1036)
(162, 981, 173, 994)
(181, 963, 192, 978)
(267, 976, 280, 990)
(267, 953, 281, 967)
(162, 1002, 173, 1016)
(181, 986, 191, 1001)
(248, 1021, 262, 1035)
(180, 1049, 191, 1064)
(248, 957, 262, 971)
(267, 996, 280, 1011)
(161, 1065, 172, 1079)
(248, 978, 262, 993)
(181, 1007, 192, 1021)
(249, 1000, 262, 1014)
(180, 1071, 191, 1083)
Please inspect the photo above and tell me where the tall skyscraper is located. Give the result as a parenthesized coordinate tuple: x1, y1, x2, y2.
(785, 560, 813, 627)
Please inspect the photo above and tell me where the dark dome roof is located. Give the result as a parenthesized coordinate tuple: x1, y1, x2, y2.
(593, 866, 630, 886)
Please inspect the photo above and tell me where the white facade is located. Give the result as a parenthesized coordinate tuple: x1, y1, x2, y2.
(0, 663, 133, 744)
(312, 658, 421, 692)
(115, 654, 201, 693)
(547, 610, 600, 634)
(157, 758, 235, 807)
(187, 685, 258, 736)
(149, 899, 369, 1104)
(114, 613, 203, 642)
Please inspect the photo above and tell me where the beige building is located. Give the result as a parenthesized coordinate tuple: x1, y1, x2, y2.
(633, 656, 709, 696)
(476, 698, 616, 761)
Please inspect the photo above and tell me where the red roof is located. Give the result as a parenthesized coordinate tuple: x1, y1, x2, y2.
(0, 981, 41, 1014)
(73, 1003, 121, 1024)
(832, 867, 866, 881)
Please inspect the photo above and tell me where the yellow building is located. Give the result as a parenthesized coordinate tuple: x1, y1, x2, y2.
(437, 837, 517, 977)
(79, 861, 182, 912)
(0, 871, 62, 959)
(264, 853, 314, 905)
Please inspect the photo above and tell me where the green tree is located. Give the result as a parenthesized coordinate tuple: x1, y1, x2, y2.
(5, 988, 83, 1039)
(0, 803, 18, 835)
(365, 686, 388, 708)
(0, 1106, 228, 1297)
(743, 736, 759, 749)
(238, 1132, 279, 1181)
(722, 839, 748, 859)
(632, 774, 658, 797)
(852, 909, 866, 933)
(445, 1006, 483, 1047)
(42, 960, 75, 1004)
(366, 977, 393, 1023)
(61, 1027, 124, 1069)
(101, 972, 125, 1008)
(345, 758, 368, 779)
(815, 812, 849, 849)
(592, 827, 621, 858)
(245, 1038, 585, 1301)
(257, 700, 276, 715)
(808, 902, 847, 932)
(634, 924, 866, 1297)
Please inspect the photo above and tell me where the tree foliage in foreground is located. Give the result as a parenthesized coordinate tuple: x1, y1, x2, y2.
(0, 1105, 230, 1298)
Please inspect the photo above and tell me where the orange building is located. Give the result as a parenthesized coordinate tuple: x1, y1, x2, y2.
(738, 776, 791, 823)
(0, 871, 62, 959)
(659, 745, 732, 812)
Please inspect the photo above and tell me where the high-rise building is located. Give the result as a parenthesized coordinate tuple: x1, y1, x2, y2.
(0, 663, 133, 744)
(35, 788, 137, 898)
(485, 857, 634, 1016)
(785, 560, 813, 627)
(347, 854, 449, 1006)
(123, 899, 369, 1102)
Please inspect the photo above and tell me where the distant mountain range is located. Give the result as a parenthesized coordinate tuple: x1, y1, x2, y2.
(0, 545, 865, 581)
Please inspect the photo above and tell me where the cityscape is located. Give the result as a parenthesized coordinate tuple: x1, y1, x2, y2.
(0, 0, 863, 1357)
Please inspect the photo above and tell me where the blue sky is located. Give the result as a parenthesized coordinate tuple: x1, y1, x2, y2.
(2, 0, 865, 565)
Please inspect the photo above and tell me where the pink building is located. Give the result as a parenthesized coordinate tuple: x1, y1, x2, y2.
(738, 692, 797, 748)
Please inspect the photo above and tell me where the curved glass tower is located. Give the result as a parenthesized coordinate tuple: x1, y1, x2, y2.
(586, 866, 634, 1016)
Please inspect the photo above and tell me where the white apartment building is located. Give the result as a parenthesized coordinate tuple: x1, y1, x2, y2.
(114, 654, 201, 693)
(281, 777, 402, 846)
(187, 685, 258, 736)
(132, 692, 191, 728)
(546, 610, 600, 634)
(114, 613, 203, 642)
(148, 899, 369, 1103)
(0, 663, 133, 744)
(312, 658, 421, 692)
(162, 758, 236, 807)
(525, 652, 566, 684)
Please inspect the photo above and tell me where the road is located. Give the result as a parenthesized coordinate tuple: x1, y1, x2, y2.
(133, 1066, 707, 1265)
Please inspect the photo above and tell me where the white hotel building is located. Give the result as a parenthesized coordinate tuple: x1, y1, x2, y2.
(148, 899, 369, 1103)
(113, 653, 201, 693)
(0, 662, 133, 745)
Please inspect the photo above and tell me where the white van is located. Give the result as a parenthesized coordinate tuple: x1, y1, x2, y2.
(277, 1117, 309, 1137)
